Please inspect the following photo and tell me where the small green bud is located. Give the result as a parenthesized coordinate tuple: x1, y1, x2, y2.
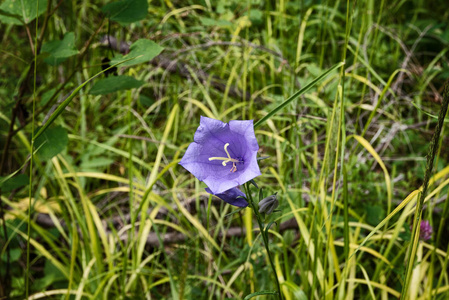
(258, 193, 279, 214)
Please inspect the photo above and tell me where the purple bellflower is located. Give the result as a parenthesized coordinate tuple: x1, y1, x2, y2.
(205, 187, 248, 207)
(179, 116, 261, 195)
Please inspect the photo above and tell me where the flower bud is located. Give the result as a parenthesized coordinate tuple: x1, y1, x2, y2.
(258, 193, 279, 214)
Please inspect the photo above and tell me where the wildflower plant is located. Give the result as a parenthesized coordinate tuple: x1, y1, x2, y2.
(180, 116, 283, 299)
(178, 65, 342, 298)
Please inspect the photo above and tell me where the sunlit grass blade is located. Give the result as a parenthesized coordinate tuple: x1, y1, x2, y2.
(348, 189, 420, 262)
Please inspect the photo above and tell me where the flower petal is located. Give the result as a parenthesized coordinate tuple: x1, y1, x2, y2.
(179, 142, 232, 182)
(229, 119, 259, 151)
(206, 187, 248, 207)
(179, 116, 261, 194)
(194, 116, 228, 145)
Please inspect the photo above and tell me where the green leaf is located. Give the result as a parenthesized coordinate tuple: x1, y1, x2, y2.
(44, 258, 66, 280)
(199, 17, 232, 27)
(282, 281, 307, 300)
(1, 248, 21, 263)
(0, 0, 47, 25)
(0, 174, 28, 192)
(110, 39, 164, 67)
(34, 258, 67, 290)
(34, 125, 68, 160)
(265, 221, 277, 236)
(249, 179, 259, 189)
(139, 94, 154, 107)
(89, 75, 144, 95)
(244, 290, 278, 299)
(33, 56, 139, 142)
(306, 63, 324, 77)
(365, 205, 384, 226)
(101, 0, 148, 24)
(41, 32, 79, 66)
(40, 88, 56, 106)
(247, 9, 263, 25)
(399, 223, 411, 242)
(10, 277, 25, 297)
(224, 207, 245, 218)
(0, 13, 21, 25)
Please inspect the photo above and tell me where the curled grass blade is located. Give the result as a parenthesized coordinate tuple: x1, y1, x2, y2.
(349, 135, 392, 215)
(347, 189, 420, 262)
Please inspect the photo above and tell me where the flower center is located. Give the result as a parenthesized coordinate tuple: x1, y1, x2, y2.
(208, 143, 242, 172)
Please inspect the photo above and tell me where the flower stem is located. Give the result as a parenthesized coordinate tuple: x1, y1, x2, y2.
(244, 183, 283, 300)
(400, 81, 449, 298)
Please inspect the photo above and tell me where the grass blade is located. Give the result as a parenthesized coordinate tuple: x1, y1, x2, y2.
(33, 55, 143, 141)
(254, 62, 344, 129)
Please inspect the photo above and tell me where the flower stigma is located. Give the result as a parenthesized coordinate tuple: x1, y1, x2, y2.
(208, 143, 242, 172)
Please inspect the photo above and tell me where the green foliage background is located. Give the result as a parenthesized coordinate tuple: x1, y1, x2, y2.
(1, 0, 449, 299)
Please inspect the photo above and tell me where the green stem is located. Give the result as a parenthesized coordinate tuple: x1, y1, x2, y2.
(244, 183, 283, 300)
(400, 80, 449, 298)
(26, 1, 40, 297)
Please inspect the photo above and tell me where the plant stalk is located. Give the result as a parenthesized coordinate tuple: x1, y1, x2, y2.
(245, 183, 283, 300)
(400, 80, 449, 298)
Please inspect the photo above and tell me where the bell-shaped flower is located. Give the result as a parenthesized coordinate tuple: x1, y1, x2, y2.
(205, 187, 248, 207)
(179, 116, 261, 194)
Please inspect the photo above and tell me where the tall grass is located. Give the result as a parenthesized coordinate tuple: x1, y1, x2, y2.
(1, 0, 449, 299)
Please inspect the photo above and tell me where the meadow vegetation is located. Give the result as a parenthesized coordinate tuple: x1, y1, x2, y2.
(1, 0, 449, 299)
